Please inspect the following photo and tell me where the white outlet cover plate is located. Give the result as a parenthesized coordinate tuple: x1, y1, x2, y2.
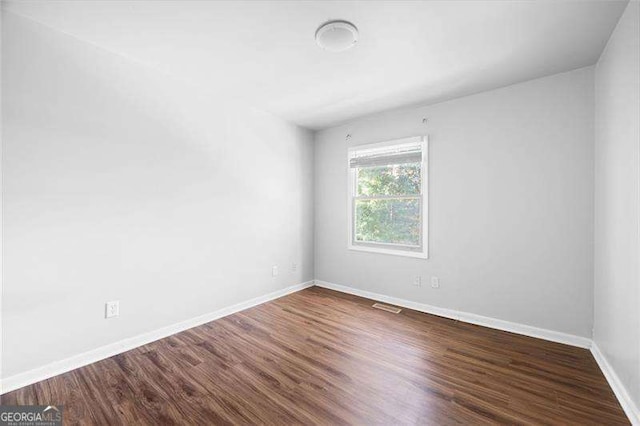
(105, 301, 120, 318)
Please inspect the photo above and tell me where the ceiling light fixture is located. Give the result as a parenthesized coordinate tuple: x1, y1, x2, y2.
(315, 20, 358, 52)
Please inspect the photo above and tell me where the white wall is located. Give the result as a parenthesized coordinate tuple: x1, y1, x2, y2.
(594, 0, 640, 411)
(1, 12, 314, 380)
(0, 3, 4, 386)
(315, 67, 595, 338)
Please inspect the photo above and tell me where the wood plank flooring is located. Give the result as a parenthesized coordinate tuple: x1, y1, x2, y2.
(1, 287, 630, 425)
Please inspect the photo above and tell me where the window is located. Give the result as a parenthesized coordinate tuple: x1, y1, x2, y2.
(348, 136, 428, 258)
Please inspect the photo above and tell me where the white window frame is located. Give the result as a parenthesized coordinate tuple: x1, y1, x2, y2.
(347, 135, 428, 259)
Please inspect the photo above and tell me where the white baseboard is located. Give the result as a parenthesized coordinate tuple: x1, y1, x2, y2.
(0, 280, 314, 395)
(5, 279, 635, 425)
(591, 342, 640, 425)
(313, 280, 592, 348)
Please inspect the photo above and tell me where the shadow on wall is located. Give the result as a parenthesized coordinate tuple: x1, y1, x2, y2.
(2, 11, 314, 379)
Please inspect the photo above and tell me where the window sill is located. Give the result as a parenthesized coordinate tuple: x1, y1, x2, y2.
(348, 244, 428, 259)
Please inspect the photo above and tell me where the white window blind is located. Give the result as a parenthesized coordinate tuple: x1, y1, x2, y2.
(349, 141, 422, 168)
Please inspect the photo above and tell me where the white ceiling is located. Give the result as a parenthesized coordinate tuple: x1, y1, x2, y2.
(4, 0, 628, 130)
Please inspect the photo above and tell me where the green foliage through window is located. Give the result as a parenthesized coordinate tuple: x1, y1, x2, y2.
(356, 164, 421, 196)
(354, 163, 422, 247)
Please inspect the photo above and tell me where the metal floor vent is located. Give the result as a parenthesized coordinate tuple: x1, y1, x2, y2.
(372, 303, 402, 314)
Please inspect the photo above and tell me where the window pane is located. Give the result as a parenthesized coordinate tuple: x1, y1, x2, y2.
(356, 163, 421, 196)
(355, 198, 421, 246)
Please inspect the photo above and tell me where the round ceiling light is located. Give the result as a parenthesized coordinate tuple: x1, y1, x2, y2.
(315, 20, 358, 52)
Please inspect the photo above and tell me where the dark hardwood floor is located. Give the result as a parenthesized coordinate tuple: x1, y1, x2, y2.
(1, 287, 629, 425)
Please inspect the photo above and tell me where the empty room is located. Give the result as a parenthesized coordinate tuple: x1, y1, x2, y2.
(0, 0, 639, 424)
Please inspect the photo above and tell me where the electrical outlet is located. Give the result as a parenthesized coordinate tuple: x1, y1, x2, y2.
(272, 265, 278, 277)
(105, 301, 119, 318)
(431, 277, 440, 289)
(291, 262, 297, 272)
(413, 276, 422, 287)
